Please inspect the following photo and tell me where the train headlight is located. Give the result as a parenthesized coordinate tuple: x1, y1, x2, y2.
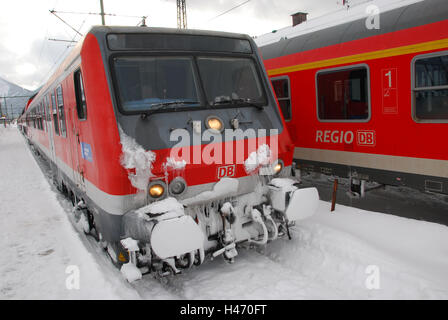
(205, 116, 224, 132)
(148, 182, 165, 199)
(273, 160, 284, 175)
(169, 177, 187, 196)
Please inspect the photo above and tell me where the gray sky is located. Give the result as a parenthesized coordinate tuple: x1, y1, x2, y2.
(0, 0, 350, 90)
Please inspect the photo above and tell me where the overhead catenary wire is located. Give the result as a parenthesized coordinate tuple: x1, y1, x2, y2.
(39, 2, 148, 88)
(38, 16, 85, 86)
(50, 9, 146, 19)
(49, 10, 83, 37)
(48, 38, 78, 43)
(207, 0, 252, 22)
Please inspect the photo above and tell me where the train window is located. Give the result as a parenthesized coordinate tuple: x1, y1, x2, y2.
(316, 65, 370, 122)
(56, 86, 67, 137)
(41, 101, 45, 132)
(51, 92, 59, 136)
(35, 105, 39, 130)
(46, 95, 51, 121)
(107, 34, 252, 54)
(35, 106, 38, 130)
(37, 104, 41, 130)
(74, 70, 87, 120)
(45, 95, 51, 131)
(271, 77, 292, 121)
(112, 56, 200, 112)
(40, 102, 45, 131)
(412, 52, 448, 121)
(197, 57, 265, 106)
(38, 103, 42, 130)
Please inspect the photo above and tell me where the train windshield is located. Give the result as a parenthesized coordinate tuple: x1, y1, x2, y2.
(113, 56, 200, 112)
(197, 57, 265, 106)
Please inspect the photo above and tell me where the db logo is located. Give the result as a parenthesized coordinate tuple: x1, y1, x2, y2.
(357, 130, 376, 146)
(217, 165, 236, 179)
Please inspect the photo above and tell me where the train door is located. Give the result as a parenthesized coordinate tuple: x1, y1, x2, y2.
(70, 70, 87, 193)
(69, 108, 86, 193)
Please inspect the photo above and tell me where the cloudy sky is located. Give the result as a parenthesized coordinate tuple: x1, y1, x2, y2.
(0, 0, 357, 91)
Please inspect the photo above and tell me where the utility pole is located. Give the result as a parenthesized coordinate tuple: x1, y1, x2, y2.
(177, 0, 187, 29)
(100, 0, 106, 25)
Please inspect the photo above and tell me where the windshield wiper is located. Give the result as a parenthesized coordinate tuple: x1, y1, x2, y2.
(212, 97, 264, 110)
(140, 100, 199, 118)
(232, 98, 265, 110)
(150, 100, 199, 111)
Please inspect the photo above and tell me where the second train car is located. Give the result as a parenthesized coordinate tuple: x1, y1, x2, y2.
(258, 0, 448, 197)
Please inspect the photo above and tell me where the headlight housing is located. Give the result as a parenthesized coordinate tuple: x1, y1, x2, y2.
(169, 177, 187, 196)
(273, 160, 284, 175)
(148, 180, 166, 199)
(205, 115, 224, 133)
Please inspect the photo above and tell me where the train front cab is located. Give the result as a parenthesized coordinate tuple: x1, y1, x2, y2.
(21, 26, 320, 273)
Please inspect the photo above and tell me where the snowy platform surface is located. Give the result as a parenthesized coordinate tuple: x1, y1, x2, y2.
(0, 127, 138, 299)
(1, 127, 447, 299)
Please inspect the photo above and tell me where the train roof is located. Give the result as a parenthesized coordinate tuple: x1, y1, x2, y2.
(88, 25, 252, 41)
(256, 0, 448, 60)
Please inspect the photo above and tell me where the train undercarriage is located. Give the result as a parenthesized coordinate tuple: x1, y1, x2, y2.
(115, 176, 319, 281)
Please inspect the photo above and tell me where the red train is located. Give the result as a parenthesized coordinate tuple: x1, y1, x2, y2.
(258, 0, 448, 196)
(18, 26, 318, 278)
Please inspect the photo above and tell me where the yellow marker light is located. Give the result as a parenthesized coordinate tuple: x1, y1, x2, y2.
(149, 184, 165, 198)
(273, 162, 283, 174)
(206, 117, 223, 132)
(118, 252, 127, 262)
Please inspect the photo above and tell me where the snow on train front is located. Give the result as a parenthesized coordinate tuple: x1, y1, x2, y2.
(94, 27, 321, 281)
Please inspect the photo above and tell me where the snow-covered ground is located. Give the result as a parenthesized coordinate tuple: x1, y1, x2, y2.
(1, 126, 448, 299)
(0, 126, 139, 299)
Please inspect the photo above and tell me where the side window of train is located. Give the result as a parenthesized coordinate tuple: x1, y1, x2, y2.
(38, 103, 41, 130)
(41, 101, 45, 132)
(36, 105, 39, 130)
(45, 95, 51, 131)
(38, 103, 43, 130)
(74, 70, 87, 120)
(271, 76, 292, 121)
(51, 92, 60, 136)
(42, 103, 45, 130)
(412, 52, 448, 122)
(316, 65, 370, 122)
(56, 85, 67, 137)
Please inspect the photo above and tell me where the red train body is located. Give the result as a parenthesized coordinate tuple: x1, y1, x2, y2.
(18, 26, 318, 276)
(258, 0, 448, 195)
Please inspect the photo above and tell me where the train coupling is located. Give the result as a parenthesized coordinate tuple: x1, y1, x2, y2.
(212, 203, 239, 262)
